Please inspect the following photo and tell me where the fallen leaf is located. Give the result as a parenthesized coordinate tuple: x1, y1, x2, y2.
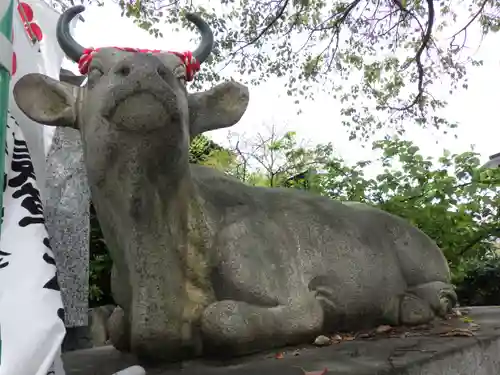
(331, 334, 342, 343)
(303, 369, 328, 375)
(275, 352, 284, 359)
(357, 332, 372, 339)
(343, 334, 355, 341)
(469, 323, 480, 331)
(440, 328, 474, 337)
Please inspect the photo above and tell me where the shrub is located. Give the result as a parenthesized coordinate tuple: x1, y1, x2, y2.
(454, 257, 500, 306)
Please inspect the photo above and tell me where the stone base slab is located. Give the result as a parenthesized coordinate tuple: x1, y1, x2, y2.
(62, 306, 500, 375)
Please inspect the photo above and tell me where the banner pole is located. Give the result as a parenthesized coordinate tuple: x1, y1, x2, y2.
(0, 0, 13, 230)
(0, 0, 14, 362)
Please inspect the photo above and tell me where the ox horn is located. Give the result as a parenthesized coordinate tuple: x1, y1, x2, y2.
(56, 5, 86, 63)
(57, 6, 213, 65)
(185, 13, 214, 64)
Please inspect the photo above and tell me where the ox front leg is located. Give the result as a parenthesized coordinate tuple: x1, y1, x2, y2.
(112, 198, 214, 362)
(200, 295, 324, 357)
(108, 262, 193, 361)
(128, 266, 200, 363)
(110, 240, 202, 363)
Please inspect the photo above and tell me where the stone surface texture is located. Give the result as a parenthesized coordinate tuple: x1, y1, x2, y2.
(62, 306, 500, 375)
(44, 126, 90, 328)
(14, 6, 456, 363)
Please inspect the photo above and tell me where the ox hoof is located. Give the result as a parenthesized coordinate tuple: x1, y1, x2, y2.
(399, 294, 434, 325)
(201, 300, 258, 347)
(201, 298, 323, 357)
(407, 281, 457, 317)
(383, 293, 434, 326)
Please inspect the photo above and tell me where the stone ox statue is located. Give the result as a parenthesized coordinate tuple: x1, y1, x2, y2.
(14, 5, 457, 363)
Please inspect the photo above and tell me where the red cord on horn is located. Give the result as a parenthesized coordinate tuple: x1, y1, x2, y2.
(78, 47, 200, 81)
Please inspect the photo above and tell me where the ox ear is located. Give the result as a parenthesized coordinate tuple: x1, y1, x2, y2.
(188, 80, 249, 137)
(13, 73, 78, 129)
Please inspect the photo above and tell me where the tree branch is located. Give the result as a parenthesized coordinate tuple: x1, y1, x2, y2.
(387, 0, 435, 112)
(458, 227, 500, 257)
(392, 178, 500, 203)
(234, 0, 290, 54)
(449, 0, 489, 47)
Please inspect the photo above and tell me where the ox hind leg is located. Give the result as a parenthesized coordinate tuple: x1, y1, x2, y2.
(383, 281, 457, 326)
(200, 294, 324, 357)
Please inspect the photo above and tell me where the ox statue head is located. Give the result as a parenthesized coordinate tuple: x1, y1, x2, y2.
(13, 5, 249, 186)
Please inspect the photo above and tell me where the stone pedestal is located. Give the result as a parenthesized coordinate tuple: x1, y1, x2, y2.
(62, 306, 500, 375)
(45, 127, 90, 328)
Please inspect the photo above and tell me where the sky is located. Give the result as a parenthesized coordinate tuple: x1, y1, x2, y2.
(61, 0, 500, 174)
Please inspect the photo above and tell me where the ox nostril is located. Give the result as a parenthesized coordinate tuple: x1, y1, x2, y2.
(116, 65, 131, 77)
(115, 64, 131, 77)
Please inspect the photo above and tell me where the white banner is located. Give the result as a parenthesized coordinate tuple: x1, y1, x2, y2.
(0, 2, 71, 374)
(0, 112, 66, 375)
